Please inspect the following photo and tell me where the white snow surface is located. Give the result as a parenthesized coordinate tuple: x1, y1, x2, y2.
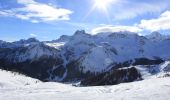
(0, 69, 170, 100)
(45, 42, 65, 49)
(80, 46, 115, 72)
(0, 70, 40, 88)
(134, 61, 170, 79)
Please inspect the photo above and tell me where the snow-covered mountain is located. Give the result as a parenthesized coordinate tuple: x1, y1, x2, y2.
(146, 31, 170, 41)
(0, 30, 170, 85)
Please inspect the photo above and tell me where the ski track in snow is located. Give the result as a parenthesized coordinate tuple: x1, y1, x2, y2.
(0, 70, 170, 100)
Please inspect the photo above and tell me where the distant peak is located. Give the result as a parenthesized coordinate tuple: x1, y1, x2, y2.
(146, 31, 170, 41)
(96, 31, 138, 38)
(110, 31, 137, 35)
(74, 30, 86, 35)
(0, 40, 5, 43)
(26, 38, 39, 42)
(14, 38, 39, 44)
(150, 31, 162, 37)
(60, 35, 69, 38)
(55, 35, 71, 42)
(146, 31, 161, 38)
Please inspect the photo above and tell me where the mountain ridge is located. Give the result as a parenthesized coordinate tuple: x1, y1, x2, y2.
(0, 30, 170, 85)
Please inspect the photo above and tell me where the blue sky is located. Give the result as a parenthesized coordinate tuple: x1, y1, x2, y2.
(0, 0, 170, 41)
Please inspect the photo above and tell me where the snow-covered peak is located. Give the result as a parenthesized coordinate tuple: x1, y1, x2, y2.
(66, 30, 93, 46)
(51, 35, 71, 43)
(7, 38, 40, 48)
(108, 31, 138, 38)
(95, 31, 138, 39)
(79, 46, 116, 73)
(57, 35, 71, 42)
(0, 40, 13, 48)
(0, 42, 59, 62)
(13, 38, 39, 45)
(151, 31, 162, 36)
(0, 40, 5, 44)
(94, 32, 113, 37)
(146, 31, 170, 41)
(74, 30, 87, 36)
(23, 43, 58, 60)
(0, 40, 7, 45)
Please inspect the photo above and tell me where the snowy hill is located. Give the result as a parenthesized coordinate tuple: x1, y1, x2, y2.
(0, 69, 170, 100)
(0, 30, 170, 84)
(0, 69, 40, 88)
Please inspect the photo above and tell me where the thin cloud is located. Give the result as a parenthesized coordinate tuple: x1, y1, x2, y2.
(91, 25, 142, 35)
(139, 10, 170, 31)
(0, 0, 73, 23)
(91, 10, 170, 35)
(30, 33, 37, 37)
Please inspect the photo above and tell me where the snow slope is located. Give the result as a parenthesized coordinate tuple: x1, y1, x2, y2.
(0, 70, 40, 88)
(0, 69, 170, 100)
(134, 61, 170, 79)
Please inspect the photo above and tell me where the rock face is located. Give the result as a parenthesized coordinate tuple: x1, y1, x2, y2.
(0, 31, 170, 85)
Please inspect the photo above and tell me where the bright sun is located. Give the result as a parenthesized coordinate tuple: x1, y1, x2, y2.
(83, 0, 115, 21)
(94, 0, 113, 10)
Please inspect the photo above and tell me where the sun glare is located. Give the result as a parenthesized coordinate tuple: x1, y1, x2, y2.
(83, 0, 115, 22)
(94, 0, 113, 10)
